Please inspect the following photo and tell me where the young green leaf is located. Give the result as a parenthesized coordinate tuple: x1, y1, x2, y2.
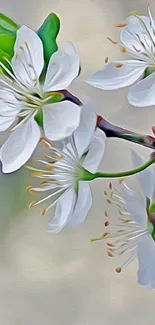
(0, 13, 19, 32)
(37, 13, 60, 69)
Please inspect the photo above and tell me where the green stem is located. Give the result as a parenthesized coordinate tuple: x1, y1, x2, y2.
(82, 158, 155, 181)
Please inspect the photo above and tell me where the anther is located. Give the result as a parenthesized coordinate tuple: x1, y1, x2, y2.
(29, 201, 35, 209)
(105, 210, 108, 217)
(14, 53, 18, 60)
(107, 251, 113, 257)
(40, 180, 48, 185)
(107, 242, 114, 247)
(115, 64, 123, 68)
(19, 45, 24, 51)
(102, 232, 109, 238)
(41, 137, 51, 148)
(31, 172, 43, 177)
(27, 99, 35, 105)
(45, 164, 54, 171)
(115, 23, 127, 27)
(104, 221, 109, 227)
(115, 267, 122, 273)
(104, 191, 108, 196)
(118, 178, 125, 184)
(109, 182, 112, 189)
(106, 199, 112, 204)
(25, 41, 29, 49)
(8, 128, 13, 133)
(105, 57, 109, 63)
(130, 11, 139, 15)
(26, 185, 32, 192)
(41, 209, 47, 216)
(120, 218, 131, 223)
(120, 47, 126, 53)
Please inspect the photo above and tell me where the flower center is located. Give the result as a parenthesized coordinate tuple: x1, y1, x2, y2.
(24, 91, 63, 126)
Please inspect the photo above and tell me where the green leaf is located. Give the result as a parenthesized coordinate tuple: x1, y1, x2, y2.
(0, 13, 19, 32)
(0, 32, 16, 58)
(0, 14, 19, 65)
(37, 13, 60, 69)
(0, 48, 12, 72)
(150, 203, 155, 214)
(144, 67, 155, 78)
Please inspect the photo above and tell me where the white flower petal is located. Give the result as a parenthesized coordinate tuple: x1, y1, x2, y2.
(48, 187, 76, 233)
(131, 150, 154, 201)
(1, 118, 40, 173)
(121, 183, 147, 228)
(0, 88, 21, 131)
(137, 234, 155, 288)
(73, 101, 97, 157)
(87, 61, 147, 90)
(43, 42, 80, 92)
(128, 72, 155, 107)
(12, 26, 44, 88)
(120, 15, 154, 58)
(43, 101, 81, 141)
(68, 181, 92, 226)
(82, 128, 106, 173)
(0, 117, 16, 131)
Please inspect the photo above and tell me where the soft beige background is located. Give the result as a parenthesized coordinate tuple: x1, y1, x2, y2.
(0, 0, 155, 324)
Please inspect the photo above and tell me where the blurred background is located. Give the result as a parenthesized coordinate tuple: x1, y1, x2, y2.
(0, 0, 155, 324)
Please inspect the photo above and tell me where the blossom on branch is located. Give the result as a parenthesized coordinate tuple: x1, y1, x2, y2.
(92, 151, 155, 288)
(88, 6, 155, 107)
(27, 103, 106, 232)
(0, 26, 81, 173)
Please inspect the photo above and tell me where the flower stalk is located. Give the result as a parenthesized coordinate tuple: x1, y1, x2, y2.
(82, 154, 155, 181)
(97, 116, 155, 150)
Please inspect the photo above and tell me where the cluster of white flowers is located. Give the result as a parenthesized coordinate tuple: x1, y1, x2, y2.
(1, 6, 155, 288)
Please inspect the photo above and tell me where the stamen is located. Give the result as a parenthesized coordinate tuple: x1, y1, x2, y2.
(29, 201, 35, 209)
(117, 252, 137, 271)
(115, 266, 122, 273)
(118, 178, 125, 184)
(120, 47, 126, 53)
(107, 251, 113, 257)
(41, 208, 47, 216)
(115, 64, 123, 68)
(107, 37, 118, 45)
(41, 137, 52, 148)
(106, 199, 112, 204)
(26, 186, 36, 194)
(90, 232, 109, 242)
(130, 11, 139, 15)
(31, 172, 44, 177)
(105, 210, 108, 217)
(105, 57, 109, 63)
(10, 111, 36, 132)
(107, 242, 114, 247)
(26, 185, 32, 192)
(120, 218, 132, 223)
(115, 23, 127, 27)
(45, 164, 54, 171)
(104, 221, 109, 227)
(31, 187, 65, 206)
(109, 182, 112, 189)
